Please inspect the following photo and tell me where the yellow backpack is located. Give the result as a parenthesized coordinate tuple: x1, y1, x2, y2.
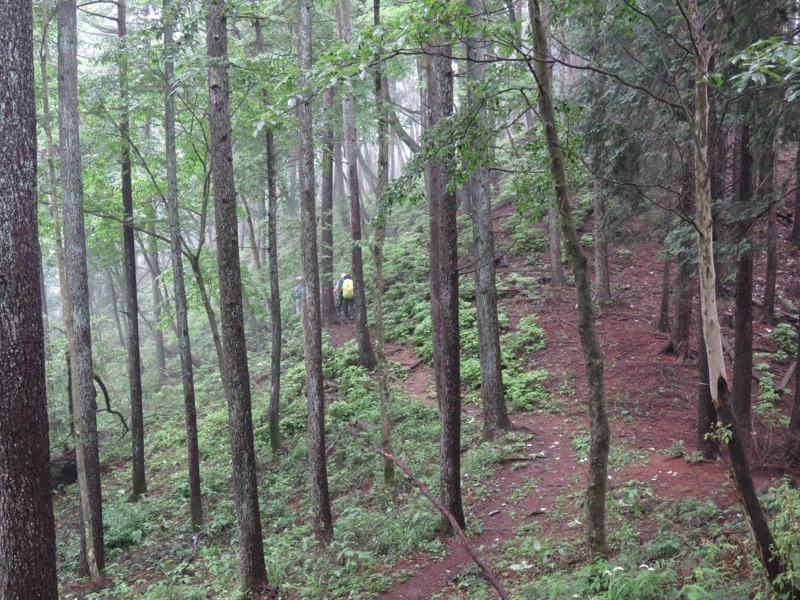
(342, 278, 354, 299)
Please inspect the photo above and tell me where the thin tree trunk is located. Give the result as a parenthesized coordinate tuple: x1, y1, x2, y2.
(149, 235, 167, 381)
(372, 0, 394, 487)
(0, 4, 59, 593)
(58, 0, 105, 578)
(164, 0, 203, 531)
(207, 0, 270, 590)
(687, 2, 795, 592)
(189, 254, 225, 378)
(592, 178, 612, 304)
(321, 87, 339, 326)
(339, 0, 377, 370)
(657, 256, 671, 332)
(240, 194, 262, 273)
(298, 0, 334, 543)
(792, 143, 800, 248)
(334, 142, 349, 232)
(667, 256, 694, 363)
(762, 206, 777, 324)
(548, 203, 565, 287)
(107, 272, 126, 347)
(529, 0, 609, 559)
(253, 19, 282, 457)
(118, 0, 147, 501)
(697, 309, 721, 459)
(732, 123, 753, 426)
(790, 322, 800, 438)
(424, 21, 465, 532)
(467, 0, 511, 440)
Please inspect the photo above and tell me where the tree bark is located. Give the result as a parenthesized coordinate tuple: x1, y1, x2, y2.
(657, 256, 671, 332)
(732, 123, 753, 427)
(164, 0, 203, 531)
(790, 322, 800, 439)
(321, 87, 340, 326)
(189, 253, 225, 379)
(529, 0, 609, 559)
(298, 0, 334, 543)
(687, 1, 796, 593)
(372, 0, 394, 486)
(118, 0, 147, 500)
(792, 143, 800, 248)
(697, 311, 720, 459)
(253, 19, 283, 457)
(592, 178, 612, 304)
(207, 0, 270, 590)
(466, 0, 512, 440)
(58, 0, 105, 579)
(760, 138, 777, 325)
(339, 0, 377, 369)
(0, 4, 59, 594)
(666, 256, 694, 363)
(548, 203, 565, 287)
(425, 20, 465, 532)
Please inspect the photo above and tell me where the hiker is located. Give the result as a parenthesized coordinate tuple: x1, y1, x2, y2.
(294, 275, 304, 314)
(341, 273, 354, 319)
(333, 272, 347, 315)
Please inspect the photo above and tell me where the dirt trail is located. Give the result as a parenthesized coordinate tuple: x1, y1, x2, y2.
(328, 233, 800, 598)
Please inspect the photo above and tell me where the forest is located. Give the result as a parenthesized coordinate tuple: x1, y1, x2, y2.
(1, 0, 800, 597)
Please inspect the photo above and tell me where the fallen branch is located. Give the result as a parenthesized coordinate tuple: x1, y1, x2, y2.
(377, 450, 510, 600)
(93, 374, 129, 436)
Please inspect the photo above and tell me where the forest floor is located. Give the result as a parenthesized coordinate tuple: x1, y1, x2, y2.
(55, 205, 800, 599)
(327, 205, 800, 599)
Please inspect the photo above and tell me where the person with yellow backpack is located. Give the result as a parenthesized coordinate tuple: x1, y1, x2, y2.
(338, 272, 354, 319)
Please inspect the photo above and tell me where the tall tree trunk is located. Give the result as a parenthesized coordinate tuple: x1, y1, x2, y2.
(58, 0, 105, 580)
(732, 123, 753, 426)
(466, 0, 512, 440)
(687, 2, 795, 592)
(592, 178, 612, 304)
(697, 305, 721, 459)
(107, 272, 126, 347)
(372, 0, 394, 486)
(298, 0, 334, 543)
(529, 0, 609, 559)
(657, 256, 671, 332)
(189, 254, 225, 378)
(792, 143, 800, 248)
(164, 0, 203, 531)
(118, 0, 147, 501)
(668, 259, 694, 363)
(207, 0, 270, 591)
(0, 4, 59, 594)
(760, 138, 777, 325)
(321, 87, 339, 326)
(547, 203, 565, 287)
(790, 322, 800, 440)
(149, 235, 167, 381)
(334, 142, 349, 231)
(424, 20, 465, 532)
(339, 0, 377, 369)
(253, 19, 282, 457)
(240, 194, 262, 273)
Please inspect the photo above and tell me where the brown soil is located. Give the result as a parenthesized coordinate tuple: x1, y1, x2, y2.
(320, 210, 800, 599)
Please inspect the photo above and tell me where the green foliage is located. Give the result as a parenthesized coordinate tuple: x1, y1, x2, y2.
(104, 496, 153, 551)
(769, 323, 798, 359)
(732, 38, 800, 101)
(665, 439, 685, 458)
(504, 368, 550, 411)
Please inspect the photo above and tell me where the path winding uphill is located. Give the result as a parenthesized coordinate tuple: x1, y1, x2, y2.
(331, 236, 797, 598)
